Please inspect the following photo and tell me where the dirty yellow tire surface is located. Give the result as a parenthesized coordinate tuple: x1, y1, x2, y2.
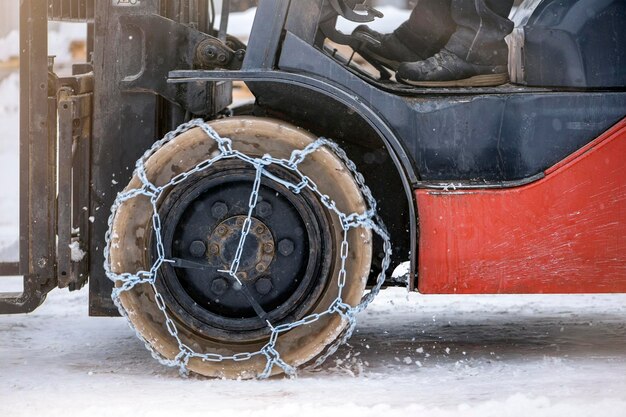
(109, 117, 372, 378)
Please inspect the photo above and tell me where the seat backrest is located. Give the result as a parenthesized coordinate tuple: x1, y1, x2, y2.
(508, 0, 626, 88)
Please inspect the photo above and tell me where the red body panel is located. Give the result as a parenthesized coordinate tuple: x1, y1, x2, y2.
(416, 119, 626, 294)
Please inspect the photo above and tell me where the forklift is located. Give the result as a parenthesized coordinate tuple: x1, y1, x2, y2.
(1, 0, 624, 378)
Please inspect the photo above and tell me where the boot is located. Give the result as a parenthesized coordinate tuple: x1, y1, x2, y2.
(396, 48, 509, 87)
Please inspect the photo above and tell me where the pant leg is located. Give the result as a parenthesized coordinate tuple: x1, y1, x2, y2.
(394, 0, 455, 59)
(445, 0, 514, 65)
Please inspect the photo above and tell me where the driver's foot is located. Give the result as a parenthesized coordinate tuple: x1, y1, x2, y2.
(396, 49, 509, 87)
(351, 25, 424, 71)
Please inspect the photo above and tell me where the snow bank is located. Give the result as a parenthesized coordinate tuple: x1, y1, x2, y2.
(142, 398, 626, 417)
(0, 23, 86, 64)
(5, 396, 625, 417)
(0, 30, 19, 62)
(48, 23, 87, 65)
(0, 71, 18, 115)
(0, 72, 19, 260)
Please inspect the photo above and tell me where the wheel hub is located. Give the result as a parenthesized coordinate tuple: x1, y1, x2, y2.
(153, 162, 334, 342)
(207, 216, 275, 276)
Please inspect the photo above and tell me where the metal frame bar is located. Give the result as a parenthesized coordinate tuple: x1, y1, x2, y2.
(57, 88, 92, 289)
(0, 263, 20, 276)
(242, 0, 291, 70)
(0, 0, 57, 314)
(88, 0, 160, 316)
(22, 0, 55, 277)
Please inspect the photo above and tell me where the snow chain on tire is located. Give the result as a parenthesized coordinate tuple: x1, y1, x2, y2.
(103, 119, 392, 379)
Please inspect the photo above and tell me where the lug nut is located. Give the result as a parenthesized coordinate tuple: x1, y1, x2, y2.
(278, 239, 295, 256)
(189, 240, 207, 258)
(255, 225, 265, 234)
(256, 201, 272, 218)
(255, 278, 272, 295)
(211, 278, 229, 295)
(211, 202, 228, 219)
(256, 263, 266, 273)
(263, 243, 274, 254)
(217, 225, 228, 236)
(209, 244, 220, 255)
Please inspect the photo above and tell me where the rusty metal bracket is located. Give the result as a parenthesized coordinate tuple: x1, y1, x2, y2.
(118, 13, 233, 115)
(195, 37, 245, 71)
(56, 86, 92, 290)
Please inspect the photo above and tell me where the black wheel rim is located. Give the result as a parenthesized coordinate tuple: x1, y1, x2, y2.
(152, 160, 334, 343)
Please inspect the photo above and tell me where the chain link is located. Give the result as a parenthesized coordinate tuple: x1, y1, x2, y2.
(103, 119, 392, 379)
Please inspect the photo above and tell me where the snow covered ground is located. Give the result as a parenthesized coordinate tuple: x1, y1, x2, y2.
(1, 288, 625, 417)
(0, 71, 19, 262)
(2, 7, 626, 417)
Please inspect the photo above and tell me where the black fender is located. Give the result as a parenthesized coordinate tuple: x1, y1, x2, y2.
(170, 70, 419, 286)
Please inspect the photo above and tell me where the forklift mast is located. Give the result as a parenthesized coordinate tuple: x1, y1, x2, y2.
(0, 0, 89, 313)
(0, 0, 233, 314)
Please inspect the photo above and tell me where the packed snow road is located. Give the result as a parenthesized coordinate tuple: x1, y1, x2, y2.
(1, 287, 625, 417)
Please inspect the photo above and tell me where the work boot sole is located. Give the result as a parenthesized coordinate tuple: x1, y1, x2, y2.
(398, 72, 509, 87)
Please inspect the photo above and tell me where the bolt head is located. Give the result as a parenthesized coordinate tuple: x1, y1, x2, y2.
(217, 225, 228, 236)
(263, 243, 274, 254)
(209, 244, 220, 255)
(211, 278, 229, 295)
(256, 201, 272, 217)
(278, 239, 295, 256)
(211, 202, 228, 219)
(204, 46, 216, 57)
(255, 278, 272, 295)
(255, 263, 266, 273)
(255, 225, 265, 234)
(189, 240, 207, 258)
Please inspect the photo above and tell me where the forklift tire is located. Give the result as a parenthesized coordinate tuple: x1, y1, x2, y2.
(109, 117, 372, 378)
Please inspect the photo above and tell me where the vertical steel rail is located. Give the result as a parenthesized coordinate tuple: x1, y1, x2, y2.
(241, 0, 291, 70)
(24, 0, 57, 289)
(88, 0, 161, 315)
(217, 0, 230, 41)
(0, 0, 56, 313)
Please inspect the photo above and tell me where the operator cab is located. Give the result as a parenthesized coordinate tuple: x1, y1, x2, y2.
(317, 0, 626, 94)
